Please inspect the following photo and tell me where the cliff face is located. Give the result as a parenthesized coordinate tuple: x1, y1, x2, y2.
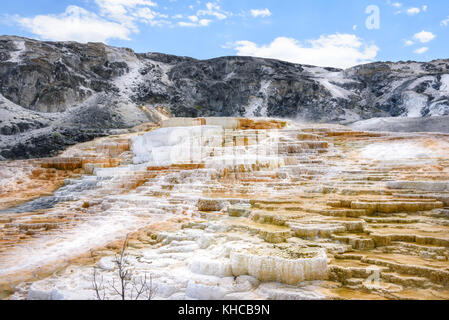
(0, 35, 449, 160)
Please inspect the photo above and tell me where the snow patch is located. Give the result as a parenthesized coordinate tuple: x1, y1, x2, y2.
(245, 97, 264, 117)
(402, 91, 428, 117)
(302, 67, 354, 100)
(6, 40, 25, 63)
(440, 74, 449, 94)
(224, 71, 236, 81)
(113, 59, 143, 100)
(245, 80, 271, 117)
(318, 79, 352, 100)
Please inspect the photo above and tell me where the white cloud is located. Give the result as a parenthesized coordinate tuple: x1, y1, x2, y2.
(390, 3, 428, 15)
(188, 15, 199, 22)
(178, 19, 211, 27)
(94, 0, 169, 28)
(414, 47, 429, 54)
(387, 1, 402, 13)
(13, 1, 173, 42)
(133, 7, 168, 26)
(404, 40, 414, 46)
(12, 0, 239, 42)
(250, 9, 272, 18)
(407, 7, 421, 15)
(199, 19, 212, 26)
(413, 30, 436, 43)
(387, 1, 402, 8)
(15, 5, 131, 43)
(95, 0, 157, 17)
(94, 0, 158, 28)
(177, 1, 229, 27)
(197, 2, 228, 20)
(231, 34, 379, 69)
(441, 17, 449, 26)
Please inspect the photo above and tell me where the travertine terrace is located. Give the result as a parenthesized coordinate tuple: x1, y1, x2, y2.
(1, 117, 449, 300)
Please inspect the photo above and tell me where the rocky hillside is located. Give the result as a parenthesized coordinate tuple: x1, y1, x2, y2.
(1, 35, 448, 160)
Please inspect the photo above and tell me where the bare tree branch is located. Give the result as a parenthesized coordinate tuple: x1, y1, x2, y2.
(92, 267, 106, 301)
(91, 234, 157, 300)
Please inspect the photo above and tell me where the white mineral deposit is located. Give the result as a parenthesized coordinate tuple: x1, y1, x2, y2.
(1, 117, 448, 300)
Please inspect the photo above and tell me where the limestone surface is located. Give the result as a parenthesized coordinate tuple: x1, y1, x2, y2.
(1, 117, 449, 300)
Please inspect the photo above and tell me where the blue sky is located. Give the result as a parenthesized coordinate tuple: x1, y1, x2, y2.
(1, 0, 448, 68)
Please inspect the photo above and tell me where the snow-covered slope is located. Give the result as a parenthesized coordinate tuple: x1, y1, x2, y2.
(346, 60, 449, 118)
(1, 36, 448, 122)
